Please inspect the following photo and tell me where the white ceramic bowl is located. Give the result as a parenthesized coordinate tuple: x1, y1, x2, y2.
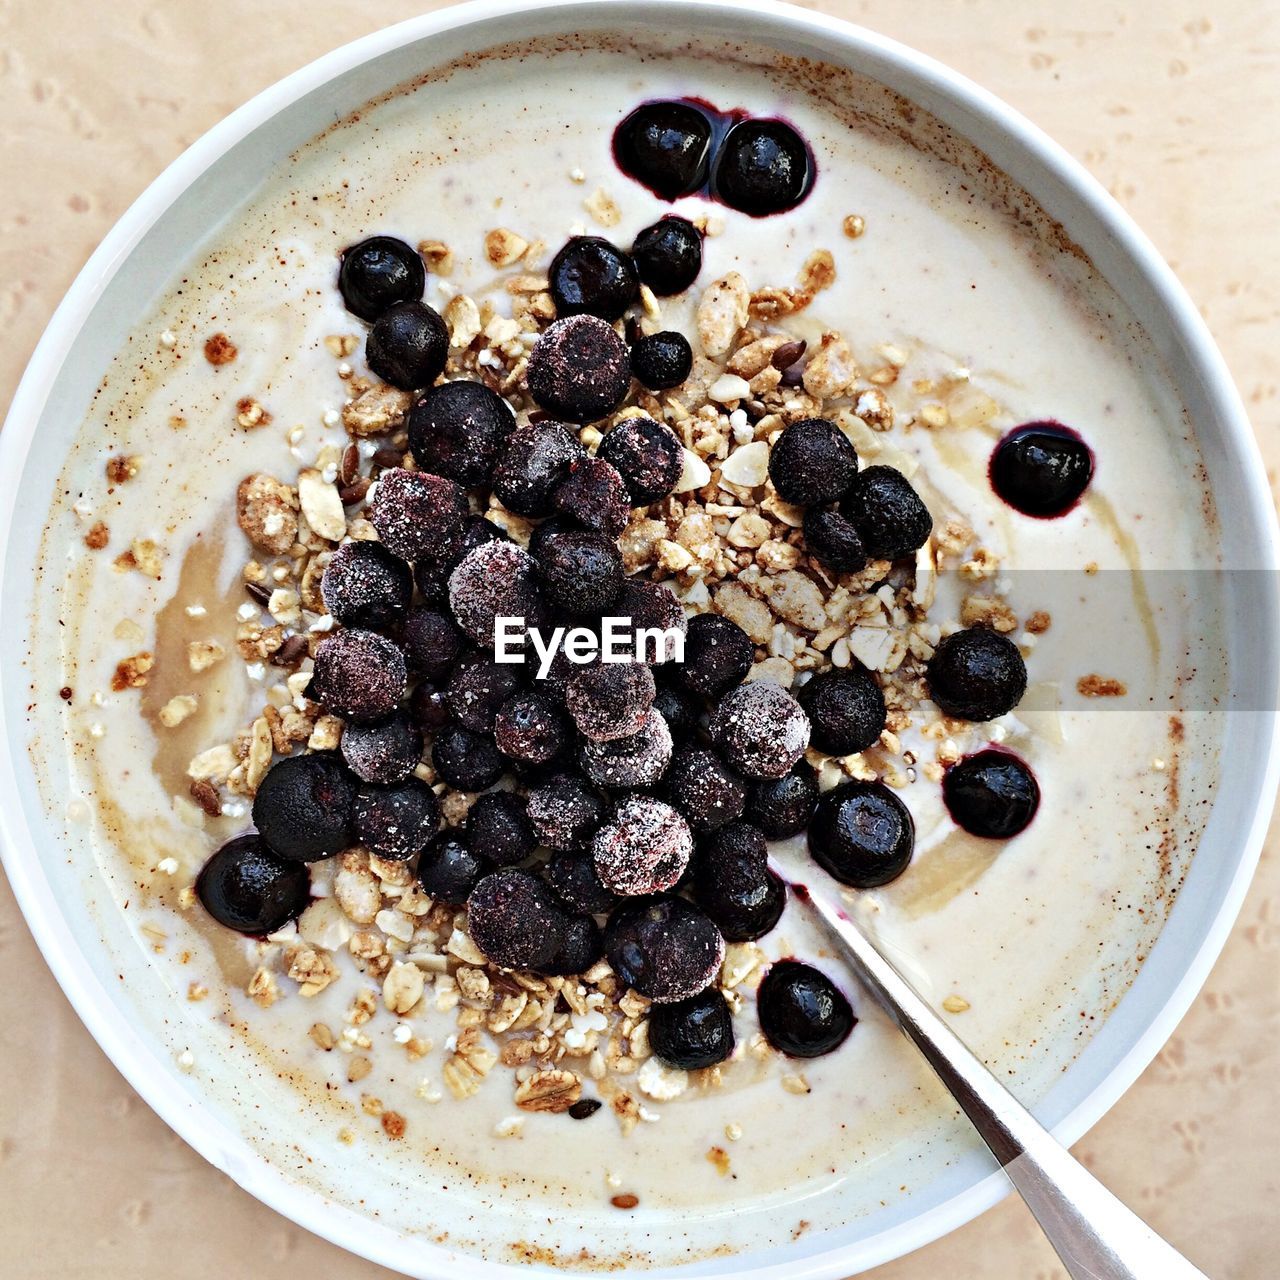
(2, 2, 1277, 1276)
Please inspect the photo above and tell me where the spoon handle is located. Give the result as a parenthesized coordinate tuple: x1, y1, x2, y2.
(797, 885, 1209, 1280)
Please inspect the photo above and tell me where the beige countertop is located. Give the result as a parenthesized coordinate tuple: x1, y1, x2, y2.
(0, 1, 1277, 1276)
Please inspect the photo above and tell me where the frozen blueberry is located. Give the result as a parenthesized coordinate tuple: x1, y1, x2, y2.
(252, 753, 356, 862)
(402, 607, 465, 681)
(990, 422, 1093, 518)
(757, 960, 855, 1057)
(649, 988, 735, 1069)
(532, 526, 623, 616)
(592, 795, 691, 896)
(536, 912, 605, 977)
(943, 749, 1040, 839)
(417, 830, 489, 905)
(197, 834, 311, 935)
(495, 691, 571, 765)
(802, 507, 867, 575)
(579, 708, 673, 790)
(409, 681, 451, 735)
(368, 467, 469, 562)
(340, 710, 423, 785)
(353, 777, 440, 861)
(408, 379, 516, 489)
(310, 629, 407, 724)
(796, 668, 886, 755)
(652, 684, 701, 741)
(366, 299, 447, 391)
(319, 540, 412, 632)
(610, 578, 687, 664)
(447, 541, 547, 648)
(613, 101, 713, 200)
(629, 330, 694, 391)
(674, 613, 753, 700)
(527, 315, 632, 424)
(604, 896, 725, 1003)
(338, 235, 424, 321)
(566, 662, 656, 742)
(526, 773, 609, 851)
(596, 416, 684, 504)
(746, 760, 818, 839)
(767, 417, 859, 506)
(468, 868, 568, 970)
(631, 217, 702, 295)
(809, 780, 914, 888)
(840, 466, 932, 560)
(414, 515, 510, 605)
(544, 850, 619, 915)
(445, 652, 525, 733)
(549, 236, 639, 322)
(492, 420, 585, 517)
(712, 119, 813, 216)
(663, 745, 747, 833)
(432, 725, 507, 791)
(926, 627, 1028, 721)
(708, 681, 809, 780)
(694, 821, 785, 942)
(467, 790, 537, 867)
(551, 456, 632, 539)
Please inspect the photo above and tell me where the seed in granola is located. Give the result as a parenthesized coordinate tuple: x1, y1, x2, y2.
(526, 772, 609, 851)
(925, 627, 1028, 722)
(537, 910, 605, 977)
(650, 987, 735, 1069)
(770, 338, 807, 372)
(492, 420, 585, 518)
(432, 724, 507, 791)
(604, 895, 725, 1004)
(840, 465, 933, 560)
(252, 753, 356, 862)
(768, 417, 859, 506)
(611, 1193, 640, 1211)
(809, 780, 914, 889)
(579, 708, 672, 790)
(338, 236, 425, 322)
(269, 633, 310, 669)
(549, 235, 639, 322)
(189, 778, 222, 817)
(448, 541, 547, 648)
(467, 790, 536, 867)
(353, 777, 440, 861)
(568, 1097, 603, 1120)
(366, 299, 448, 391)
(566, 661, 656, 743)
(663, 744, 747, 833)
(414, 514, 511, 607)
(527, 314, 631, 424)
(467, 868, 568, 970)
(596, 415, 684, 503)
(651, 684, 700, 742)
(408, 378, 517, 489)
(494, 690, 572, 765)
(631, 216, 703, 295)
(244, 580, 273, 607)
(990, 421, 1094, 518)
(196, 834, 311, 935)
(310, 628, 407, 724)
(757, 959, 855, 1058)
(674, 613, 753, 700)
(802, 506, 868, 574)
(796, 667, 887, 756)
(708, 680, 809, 780)
(532, 525, 624, 616)
(417, 830, 489, 905)
(544, 850, 619, 915)
(746, 759, 819, 838)
(712, 118, 813, 216)
(551, 456, 631, 539)
(942, 749, 1040, 839)
(340, 709, 424, 785)
(592, 794, 691, 897)
(368, 466, 469, 562)
(694, 821, 785, 942)
(320, 540, 413, 631)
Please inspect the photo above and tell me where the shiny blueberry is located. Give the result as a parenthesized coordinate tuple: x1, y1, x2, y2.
(492, 420, 585, 518)
(196, 834, 311, 935)
(549, 236, 639, 322)
(309, 628, 407, 724)
(991, 422, 1094, 517)
(808, 780, 914, 888)
(694, 821, 785, 942)
(431, 724, 507, 791)
(251, 753, 356, 862)
(604, 895, 725, 1003)
(338, 235, 424, 321)
(366, 299, 447, 391)
(712, 119, 813, 216)
(802, 507, 867, 574)
(926, 627, 1028, 722)
(544, 850, 619, 915)
(339, 710, 423, 785)
(409, 681, 451, 735)
(417, 830, 489, 905)
(535, 913, 605, 977)
(796, 667, 886, 755)
(353, 777, 440, 861)
(320, 540, 413, 631)
(532, 525, 624, 616)
(840, 465, 932, 560)
(596, 415, 684, 503)
(746, 760, 819, 839)
(649, 988, 735, 1069)
(468, 868, 568, 970)
(631, 217, 702, 295)
(527, 315, 632, 424)
(629, 330, 694, 392)
(673, 613, 754, 700)
(613, 101, 713, 200)
(767, 417, 859, 506)
(408, 378, 516, 489)
(757, 960, 855, 1057)
(466, 790, 537, 868)
(943, 749, 1040, 838)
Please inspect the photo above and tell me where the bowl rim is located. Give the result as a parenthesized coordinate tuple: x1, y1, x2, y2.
(1, 1, 1277, 1276)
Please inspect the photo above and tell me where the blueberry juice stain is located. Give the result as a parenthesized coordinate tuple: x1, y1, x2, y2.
(612, 98, 815, 216)
(989, 420, 1094, 518)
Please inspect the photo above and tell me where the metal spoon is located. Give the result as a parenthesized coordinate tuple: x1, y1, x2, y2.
(784, 873, 1210, 1280)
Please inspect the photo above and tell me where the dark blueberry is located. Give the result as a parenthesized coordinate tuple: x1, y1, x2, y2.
(613, 101, 713, 200)
(990, 422, 1094, 518)
(551, 456, 632, 539)
(320, 540, 413, 631)
(252, 753, 356, 862)
(353, 777, 440, 861)
(663, 745, 747, 833)
(610, 578, 687, 665)
(445, 652, 525, 733)
(432, 725, 507, 791)
(409, 681, 451, 735)
(943, 749, 1040, 839)
(366, 299, 447, 391)
(712, 119, 813, 216)
(926, 627, 1028, 722)
(544, 850, 619, 915)
(674, 613, 753, 700)
(649, 988, 735, 1069)
(796, 667, 886, 755)
(549, 236, 639, 322)
(592, 795, 692, 896)
(808, 780, 914, 888)
(746, 760, 818, 839)
(447, 541, 547, 649)
(309, 629, 407, 724)
(408, 379, 516, 489)
(467, 868, 568, 970)
(708, 681, 809, 780)
(629, 330, 694, 392)
(757, 960, 855, 1057)
(526, 773, 609, 851)
(652, 684, 702, 742)
(402, 606, 466, 681)
(495, 691, 572, 765)
(527, 315, 632, 424)
(802, 507, 867, 574)
(840, 465, 932, 560)
(566, 662, 656, 742)
(596, 416, 684, 504)
(196, 834, 311, 935)
(368, 467, 469, 562)
(767, 417, 859, 506)
(569, 1098, 603, 1120)
(492, 420, 585, 517)
(340, 710, 423, 785)
(631, 217, 703, 296)
(604, 896, 725, 1003)
(579, 708, 673, 790)
(694, 822, 785, 942)
(413, 515, 510, 604)
(467, 790, 537, 867)
(338, 236, 425, 321)
(417, 830, 489, 905)
(535, 913, 604, 976)
(532, 526, 623, 616)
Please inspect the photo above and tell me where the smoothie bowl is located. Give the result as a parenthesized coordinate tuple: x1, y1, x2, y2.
(2, 1, 1276, 1277)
